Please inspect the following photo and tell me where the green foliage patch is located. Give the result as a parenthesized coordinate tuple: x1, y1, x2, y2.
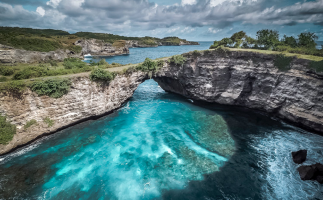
(170, 55, 186, 66)
(43, 117, 54, 127)
(63, 58, 87, 69)
(0, 66, 15, 76)
(0, 81, 26, 95)
(30, 79, 71, 98)
(0, 76, 8, 82)
(90, 68, 114, 82)
(0, 115, 16, 145)
(136, 58, 159, 72)
(308, 60, 323, 73)
(274, 54, 293, 72)
(24, 119, 37, 130)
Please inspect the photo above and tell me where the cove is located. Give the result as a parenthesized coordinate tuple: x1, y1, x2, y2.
(0, 80, 323, 199)
(85, 41, 213, 65)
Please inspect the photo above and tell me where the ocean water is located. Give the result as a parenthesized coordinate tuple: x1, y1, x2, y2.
(85, 41, 322, 66)
(0, 80, 323, 200)
(84, 42, 213, 65)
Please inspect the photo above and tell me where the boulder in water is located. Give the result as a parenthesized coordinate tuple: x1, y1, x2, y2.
(297, 163, 323, 184)
(292, 150, 307, 164)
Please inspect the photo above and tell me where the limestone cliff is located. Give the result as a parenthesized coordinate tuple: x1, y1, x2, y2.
(75, 39, 129, 56)
(154, 50, 323, 134)
(0, 72, 148, 155)
(0, 44, 79, 64)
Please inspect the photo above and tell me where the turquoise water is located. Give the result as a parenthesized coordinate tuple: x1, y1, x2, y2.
(1, 80, 323, 199)
(84, 42, 213, 65)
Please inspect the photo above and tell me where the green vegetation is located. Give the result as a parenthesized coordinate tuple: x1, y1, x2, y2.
(0, 77, 8, 82)
(0, 27, 197, 53)
(24, 119, 37, 130)
(136, 58, 159, 72)
(309, 60, 323, 73)
(274, 54, 293, 71)
(0, 66, 15, 76)
(170, 55, 186, 66)
(210, 29, 323, 57)
(0, 115, 16, 145)
(0, 81, 26, 95)
(7, 59, 92, 81)
(30, 79, 71, 98)
(43, 117, 54, 127)
(90, 68, 114, 82)
(63, 58, 87, 69)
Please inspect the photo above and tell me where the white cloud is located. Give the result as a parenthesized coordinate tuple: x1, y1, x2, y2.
(208, 28, 221, 34)
(36, 6, 45, 16)
(46, 0, 62, 8)
(181, 0, 197, 5)
(181, 27, 195, 33)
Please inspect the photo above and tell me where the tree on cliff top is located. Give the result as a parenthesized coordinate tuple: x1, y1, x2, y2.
(298, 32, 318, 49)
(256, 29, 280, 49)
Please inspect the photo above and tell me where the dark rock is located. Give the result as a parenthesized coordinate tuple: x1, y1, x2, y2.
(292, 150, 307, 164)
(314, 163, 323, 175)
(297, 163, 323, 184)
(297, 165, 317, 180)
(317, 176, 323, 184)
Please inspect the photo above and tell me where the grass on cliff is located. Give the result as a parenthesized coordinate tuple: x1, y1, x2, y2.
(24, 119, 37, 130)
(0, 115, 16, 145)
(30, 79, 72, 98)
(43, 117, 54, 127)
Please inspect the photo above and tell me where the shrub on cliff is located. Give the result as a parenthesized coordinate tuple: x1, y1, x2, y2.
(274, 54, 293, 72)
(0, 66, 15, 76)
(30, 79, 71, 98)
(63, 58, 87, 69)
(136, 58, 158, 72)
(90, 68, 114, 82)
(309, 60, 323, 73)
(0, 81, 26, 95)
(169, 55, 186, 66)
(24, 119, 37, 130)
(0, 115, 16, 145)
(13, 66, 47, 80)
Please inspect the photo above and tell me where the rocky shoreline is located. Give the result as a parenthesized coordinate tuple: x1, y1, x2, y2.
(1, 49, 323, 155)
(154, 50, 323, 134)
(0, 72, 148, 155)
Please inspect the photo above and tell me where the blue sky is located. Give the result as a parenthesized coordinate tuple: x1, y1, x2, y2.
(0, 0, 322, 41)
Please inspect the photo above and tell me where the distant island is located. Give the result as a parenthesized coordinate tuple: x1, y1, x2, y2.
(0, 27, 199, 64)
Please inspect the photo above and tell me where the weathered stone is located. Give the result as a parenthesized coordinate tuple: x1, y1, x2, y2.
(75, 39, 129, 56)
(154, 50, 323, 134)
(292, 150, 307, 164)
(0, 72, 148, 155)
(297, 165, 317, 180)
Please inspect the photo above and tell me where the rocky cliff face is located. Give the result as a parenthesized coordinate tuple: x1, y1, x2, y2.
(75, 39, 129, 56)
(0, 44, 79, 64)
(154, 50, 323, 134)
(0, 72, 148, 155)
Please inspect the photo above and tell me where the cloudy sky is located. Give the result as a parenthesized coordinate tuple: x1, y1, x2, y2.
(0, 0, 322, 41)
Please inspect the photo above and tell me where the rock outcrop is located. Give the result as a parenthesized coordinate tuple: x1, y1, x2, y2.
(0, 72, 148, 155)
(154, 50, 323, 134)
(0, 44, 79, 64)
(75, 39, 129, 56)
(297, 163, 323, 184)
(292, 150, 307, 164)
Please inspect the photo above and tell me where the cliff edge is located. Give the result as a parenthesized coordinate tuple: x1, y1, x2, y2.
(154, 50, 323, 134)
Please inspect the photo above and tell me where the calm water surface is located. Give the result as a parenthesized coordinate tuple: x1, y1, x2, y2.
(84, 41, 213, 65)
(0, 80, 323, 200)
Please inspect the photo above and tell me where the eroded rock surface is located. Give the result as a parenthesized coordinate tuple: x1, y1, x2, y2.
(0, 44, 79, 64)
(75, 39, 129, 56)
(154, 50, 323, 134)
(0, 72, 148, 155)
